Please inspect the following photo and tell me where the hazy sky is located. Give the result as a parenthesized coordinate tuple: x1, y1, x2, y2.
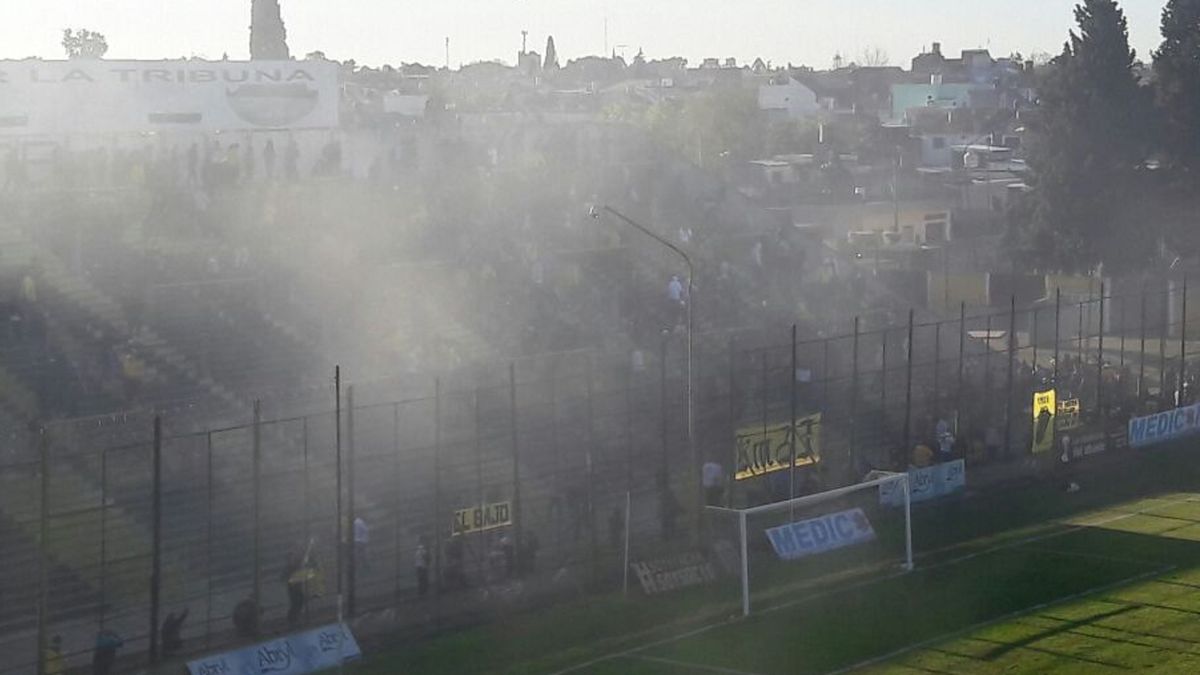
(2, 1, 1168, 69)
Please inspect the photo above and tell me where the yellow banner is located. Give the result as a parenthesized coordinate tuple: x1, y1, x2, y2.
(1032, 389, 1056, 454)
(452, 501, 512, 537)
(734, 413, 821, 481)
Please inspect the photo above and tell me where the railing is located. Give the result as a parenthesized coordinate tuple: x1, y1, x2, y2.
(1, 277, 1195, 674)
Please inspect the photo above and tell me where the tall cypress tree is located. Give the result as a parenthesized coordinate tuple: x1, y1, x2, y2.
(251, 0, 290, 60)
(1155, 0, 1200, 174)
(1022, 0, 1151, 273)
(544, 36, 559, 71)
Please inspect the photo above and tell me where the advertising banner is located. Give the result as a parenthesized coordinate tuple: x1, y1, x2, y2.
(1057, 398, 1082, 431)
(764, 507, 876, 561)
(186, 623, 359, 675)
(630, 551, 719, 595)
(1128, 403, 1200, 449)
(451, 501, 512, 536)
(1032, 389, 1056, 454)
(0, 59, 339, 136)
(878, 459, 966, 508)
(734, 412, 821, 481)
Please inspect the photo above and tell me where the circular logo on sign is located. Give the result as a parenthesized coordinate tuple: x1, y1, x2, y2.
(226, 83, 320, 127)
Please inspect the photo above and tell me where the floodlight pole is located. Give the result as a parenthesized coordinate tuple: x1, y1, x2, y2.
(593, 205, 698, 538)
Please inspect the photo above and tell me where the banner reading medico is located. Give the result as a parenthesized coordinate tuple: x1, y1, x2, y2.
(0, 59, 339, 136)
(734, 413, 821, 481)
(1128, 402, 1200, 448)
(764, 508, 876, 561)
(187, 623, 359, 675)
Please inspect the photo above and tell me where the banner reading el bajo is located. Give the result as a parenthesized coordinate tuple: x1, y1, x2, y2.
(452, 501, 512, 537)
(0, 59, 339, 135)
(764, 508, 876, 561)
(734, 413, 821, 481)
(187, 623, 359, 675)
(1128, 403, 1200, 449)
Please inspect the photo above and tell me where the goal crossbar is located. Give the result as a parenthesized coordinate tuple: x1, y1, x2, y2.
(708, 471, 913, 617)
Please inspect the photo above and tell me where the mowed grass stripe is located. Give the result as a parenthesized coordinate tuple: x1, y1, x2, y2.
(867, 570, 1200, 674)
(635, 545, 1160, 675)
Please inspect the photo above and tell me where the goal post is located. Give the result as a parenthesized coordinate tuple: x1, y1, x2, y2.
(709, 472, 913, 617)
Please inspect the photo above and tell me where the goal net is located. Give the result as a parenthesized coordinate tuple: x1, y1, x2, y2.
(706, 472, 913, 617)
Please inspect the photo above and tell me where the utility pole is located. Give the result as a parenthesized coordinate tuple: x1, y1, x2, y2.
(445, 37, 450, 69)
(892, 146, 902, 234)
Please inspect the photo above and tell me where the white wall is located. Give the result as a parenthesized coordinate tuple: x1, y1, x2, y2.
(757, 78, 818, 119)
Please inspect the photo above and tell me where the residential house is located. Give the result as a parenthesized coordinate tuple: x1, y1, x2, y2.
(758, 76, 819, 120)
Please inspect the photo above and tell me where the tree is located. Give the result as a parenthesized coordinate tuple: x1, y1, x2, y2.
(1020, 0, 1153, 273)
(61, 29, 108, 59)
(859, 47, 890, 67)
(250, 0, 290, 60)
(1155, 0, 1200, 174)
(544, 36, 559, 71)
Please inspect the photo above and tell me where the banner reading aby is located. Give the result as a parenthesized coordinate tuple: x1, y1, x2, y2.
(186, 623, 360, 675)
(764, 507, 876, 561)
(1128, 402, 1200, 448)
(878, 459, 965, 508)
(0, 59, 339, 136)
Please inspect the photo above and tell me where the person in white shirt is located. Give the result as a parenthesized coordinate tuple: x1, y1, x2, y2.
(667, 275, 684, 303)
(353, 516, 370, 571)
(702, 461, 725, 506)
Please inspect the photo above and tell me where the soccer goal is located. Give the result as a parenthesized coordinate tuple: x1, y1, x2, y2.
(707, 472, 913, 617)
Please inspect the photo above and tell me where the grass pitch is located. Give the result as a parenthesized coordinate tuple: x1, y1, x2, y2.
(353, 447, 1200, 674)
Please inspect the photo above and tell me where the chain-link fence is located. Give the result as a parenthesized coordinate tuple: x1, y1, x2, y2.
(2, 278, 1197, 674)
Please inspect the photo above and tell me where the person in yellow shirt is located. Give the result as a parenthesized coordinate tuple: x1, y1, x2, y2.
(911, 444, 934, 468)
(44, 635, 65, 675)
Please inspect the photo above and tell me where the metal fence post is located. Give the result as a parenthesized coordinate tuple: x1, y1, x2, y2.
(903, 309, 915, 462)
(99, 445, 108, 630)
(1097, 283, 1106, 414)
(1140, 284, 1147, 397)
(252, 400, 261, 607)
(1054, 288, 1061, 387)
(473, 386, 485, 592)
(957, 302, 966, 414)
(789, 324, 797, 501)
(347, 385, 357, 617)
(334, 366, 343, 598)
(1004, 296, 1016, 457)
(1119, 294, 1126, 372)
(1162, 283, 1169, 398)
(433, 378, 443, 604)
(933, 321, 941, 407)
(821, 337, 830, 406)
(205, 432, 214, 648)
(1078, 294, 1085, 363)
(881, 327, 889, 433)
(1032, 307, 1039, 371)
(984, 313, 993, 417)
(36, 428, 47, 675)
(727, 338, 737, 504)
(1181, 276, 1188, 401)
(660, 339, 669, 479)
(850, 317, 860, 474)
(149, 415, 162, 663)
(586, 357, 598, 584)
(392, 403, 402, 603)
(510, 363, 524, 576)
